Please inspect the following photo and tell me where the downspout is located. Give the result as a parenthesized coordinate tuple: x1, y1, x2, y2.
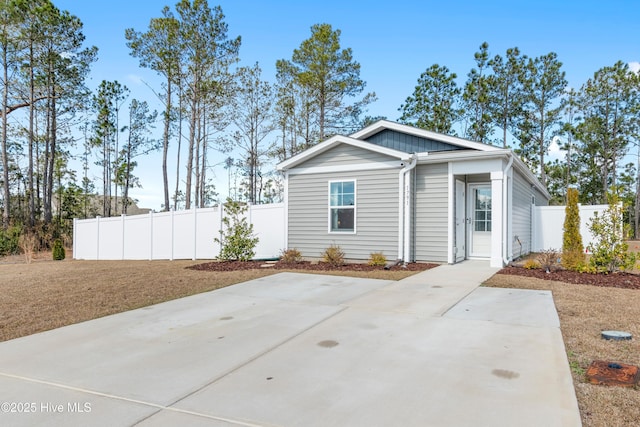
(398, 155, 418, 262)
(502, 154, 514, 266)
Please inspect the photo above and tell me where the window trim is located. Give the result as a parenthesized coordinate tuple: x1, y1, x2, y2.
(328, 179, 357, 234)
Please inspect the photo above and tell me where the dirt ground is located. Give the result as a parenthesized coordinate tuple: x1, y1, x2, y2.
(486, 273, 640, 427)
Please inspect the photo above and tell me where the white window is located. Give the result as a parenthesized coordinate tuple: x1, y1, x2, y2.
(329, 180, 355, 233)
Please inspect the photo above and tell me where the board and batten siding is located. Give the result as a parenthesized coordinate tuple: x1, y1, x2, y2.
(287, 168, 400, 260)
(414, 163, 448, 262)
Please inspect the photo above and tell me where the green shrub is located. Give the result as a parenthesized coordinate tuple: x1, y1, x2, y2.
(280, 248, 303, 264)
(368, 251, 387, 267)
(562, 188, 585, 270)
(0, 225, 22, 256)
(523, 259, 540, 270)
(587, 193, 637, 273)
(215, 198, 259, 261)
(322, 244, 345, 267)
(52, 239, 66, 261)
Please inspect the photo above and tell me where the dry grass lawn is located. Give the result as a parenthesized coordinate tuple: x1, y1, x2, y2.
(0, 257, 417, 342)
(486, 274, 640, 427)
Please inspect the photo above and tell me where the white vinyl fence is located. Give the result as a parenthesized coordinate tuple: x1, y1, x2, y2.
(73, 203, 285, 260)
(532, 204, 609, 253)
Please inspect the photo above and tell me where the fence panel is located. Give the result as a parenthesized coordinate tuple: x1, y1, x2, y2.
(250, 203, 286, 259)
(73, 203, 285, 261)
(123, 214, 151, 259)
(533, 204, 608, 253)
(97, 217, 124, 260)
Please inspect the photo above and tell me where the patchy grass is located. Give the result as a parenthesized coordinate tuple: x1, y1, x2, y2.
(0, 258, 421, 342)
(485, 274, 640, 427)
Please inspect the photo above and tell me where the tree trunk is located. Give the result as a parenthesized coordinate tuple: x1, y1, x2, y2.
(28, 40, 35, 228)
(185, 96, 196, 210)
(162, 78, 171, 211)
(1, 49, 9, 228)
(44, 92, 57, 224)
(173, 91, 183, 210)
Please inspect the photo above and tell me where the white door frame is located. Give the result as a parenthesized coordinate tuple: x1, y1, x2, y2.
(468, 183, 492, 258)
(454, 179, 466, 262)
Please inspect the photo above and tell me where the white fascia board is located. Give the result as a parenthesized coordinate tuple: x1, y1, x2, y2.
(350, 120, 501, 152)
(416, 149, 512, 163)
(276, 135, 410, 171)
(418, 149, 551, 201)
(287, 160, 403, 176)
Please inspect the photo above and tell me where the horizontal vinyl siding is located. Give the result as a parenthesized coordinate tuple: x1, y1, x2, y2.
(301, 144, 396, 168)
(414, 163, 448, 263)
(288, 169, 399, 260)
(512, 172, 534, 256)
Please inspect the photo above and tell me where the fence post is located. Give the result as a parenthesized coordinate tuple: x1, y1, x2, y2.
(149, 211, 154, 260)
(170, 209, 175, 261)
(73, 218, 77, 260)
(193, 207, 197, 260)
(96, 216, 101, 260)
(121, 214, 126, 260)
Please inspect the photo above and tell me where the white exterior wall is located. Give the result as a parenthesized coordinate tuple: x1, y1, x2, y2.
(73, 203, 285, 261)
(532, 204, 608, 253)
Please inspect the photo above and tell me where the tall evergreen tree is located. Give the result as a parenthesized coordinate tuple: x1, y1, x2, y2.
(119, 99, 158, 214)
(230, 63, 274, 204)
(399, 64, 461, 134)
(575, 61, 638, 203)
(278, 23, 374, 143)
(463, 42, 493, 142)
(517, 52, 567, 185)
(488, 47, 526, 148)
(125, 7, 181, 212)
(175, 0, 239, 209)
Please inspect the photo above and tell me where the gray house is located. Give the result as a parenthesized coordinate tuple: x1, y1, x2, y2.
(276, 120, 549, 268)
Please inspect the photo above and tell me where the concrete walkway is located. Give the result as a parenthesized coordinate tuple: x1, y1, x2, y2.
(0, 262, 581, 426)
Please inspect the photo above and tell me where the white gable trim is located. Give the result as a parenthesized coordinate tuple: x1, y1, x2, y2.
(287, 160, 403, 176)
(350, 120, 501, 152)
(276, 135, 410, 171)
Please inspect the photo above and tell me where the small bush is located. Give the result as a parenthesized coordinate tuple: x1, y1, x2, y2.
(0, 225, 22, 256)
(322, 244, 345, 267)
(280, 248, 303, 264)
(536, 249, 559, 272)
(215, 198, 259, 261)
(52, 239, 65, 261)
(587, 193, 637, 273)
(523, 259, 540, 270)
(19, 233, 39, 264)
(368, 251, 387, 267)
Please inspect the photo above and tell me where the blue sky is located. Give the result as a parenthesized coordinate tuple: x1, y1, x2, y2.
(54, 0, 640, 210)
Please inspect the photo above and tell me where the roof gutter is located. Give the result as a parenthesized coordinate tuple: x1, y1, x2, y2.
(398, 154, 418, 262)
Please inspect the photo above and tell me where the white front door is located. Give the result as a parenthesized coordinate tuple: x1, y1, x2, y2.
(469, 184, 492, 257)
(455, 180, 466, 262)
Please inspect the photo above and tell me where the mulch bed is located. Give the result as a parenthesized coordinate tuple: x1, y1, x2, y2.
(187, 260, 439, 272)
(497, 266, 640, 290)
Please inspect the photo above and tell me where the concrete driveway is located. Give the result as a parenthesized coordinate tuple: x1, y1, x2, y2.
(0, 261, 581, 426)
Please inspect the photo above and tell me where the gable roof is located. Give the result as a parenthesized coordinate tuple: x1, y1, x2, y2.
(350, 120, 501, 152)
(276, 133, 412, 171)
